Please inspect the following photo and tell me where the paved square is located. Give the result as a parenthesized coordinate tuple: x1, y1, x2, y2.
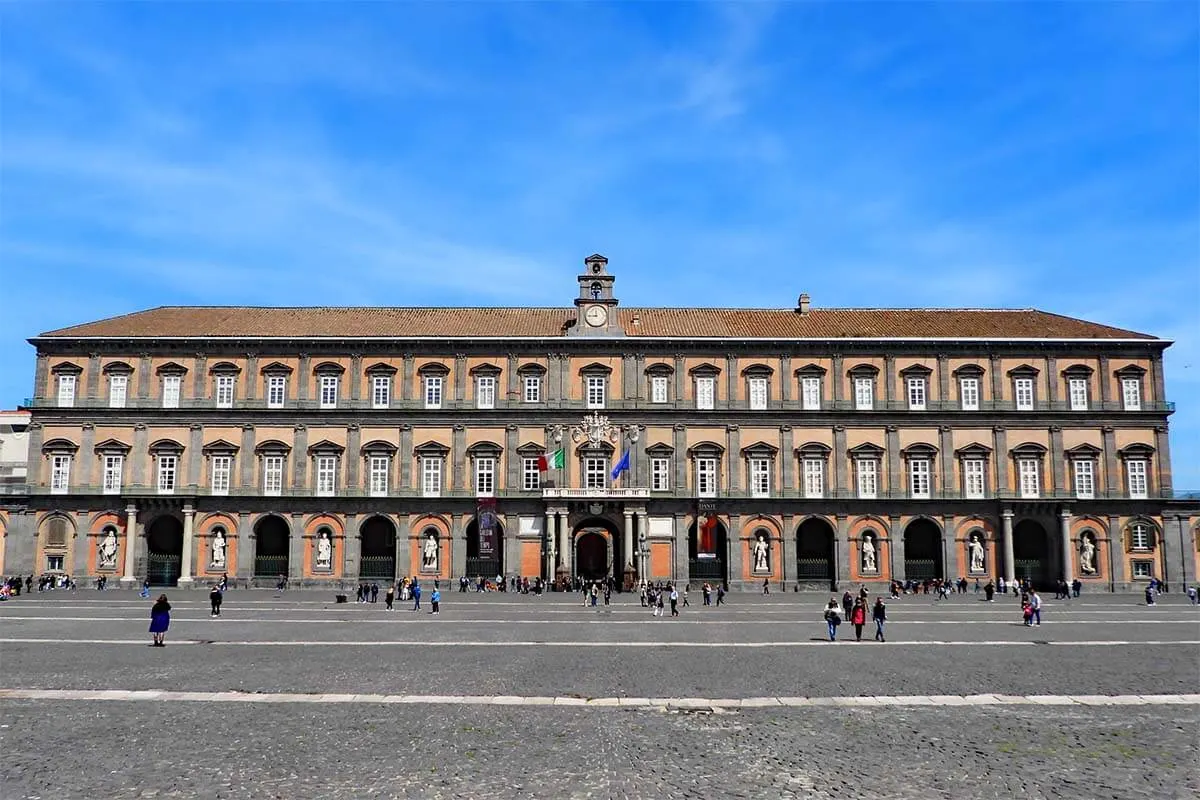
(1, 588, 1198, 798)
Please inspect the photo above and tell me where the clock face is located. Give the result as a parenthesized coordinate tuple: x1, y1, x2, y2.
(585, 305, 608, 327)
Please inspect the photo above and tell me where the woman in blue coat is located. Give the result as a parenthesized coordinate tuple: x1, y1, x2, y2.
(149, 594, 171, 647)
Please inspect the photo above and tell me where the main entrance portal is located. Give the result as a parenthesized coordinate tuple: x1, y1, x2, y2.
(145, 516, 183, 587)
(574, 531, 609, 580)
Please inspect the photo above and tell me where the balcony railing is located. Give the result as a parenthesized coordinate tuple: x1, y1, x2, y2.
(542, 487, 650, 499)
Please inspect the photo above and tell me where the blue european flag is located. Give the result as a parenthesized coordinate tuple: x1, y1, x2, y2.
(610, 450, 630, 481)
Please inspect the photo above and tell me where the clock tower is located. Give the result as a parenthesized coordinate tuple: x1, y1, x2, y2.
(571, 253, 624, 337)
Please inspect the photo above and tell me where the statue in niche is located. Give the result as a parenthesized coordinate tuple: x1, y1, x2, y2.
(752, 532, 770, 574)
(968, 533, 985, 574)
(315, 530, 333, 570)
(422, 532, 439, 571)
(861, 533, 878, 573)
(210, 531, 227, 569)
(1079, 534, 1096, 575)
(98, 530, 119, 569)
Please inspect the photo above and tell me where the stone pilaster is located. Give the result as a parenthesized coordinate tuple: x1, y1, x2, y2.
(831, 354, 844, 406)
(1150, 355, 1166, 406)
(936, 354, 950, 405)
(938, 425, 953, 499)
(506, 354, 519, 404)
(179, 505, 196, 585)
(724, 355, 737, 411)
(402, 354, 415, 403)
(345, 424, 361, 492)
(244, 353, 259, 401)
(623, 509, 634, 569)
(121, 504, 140, 586)
(1098, 356, 1111, 408)
(886, 426, 901, 499)
(726, 425, 740, 494)
(137, 353, 152, 400)
(1102, 426, 1118, 495)
(452, 425, 466, 492)
(1106, 515, 1120, 589)
(239, 424, 256, 490)
(781, 513, 795, 587)
(131, 423, 149, 488)
(883, 355, 895, 407)
(835, 514, 850, 588)
(187, 424, 203, 491)
(673, 354, 685, 402)
(988, 354, 1002, 408)
(236, 512, 252, 580)
(727, 512, 742, 584)
(454, 354, 467, 404)
(78, 423, 95, 489)
(344, 514, 360, 578)
(396, 514, 411, 580)
(673, 424, 687, 495)
(1046, 356, 1058, 409)
(505, 424, 519, 490)
(192, 354, 207, 400)
(780, 355, 791, 402)
(349, 354, 362, 403)
(291, 425, 308, 490)
(992, 426, 1008, 498)
(673, 512, 688, 584)
(779, 426, 794, 497)
(86, 353, 102, 400)
(33, 353, 50, 402)
(297, 354, 310, 401)
(1049, 426, 1064, 497)
(399, 425, 413, 490)
(1155, 425, 1172, 497)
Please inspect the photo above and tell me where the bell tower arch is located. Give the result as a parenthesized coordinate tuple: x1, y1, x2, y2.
(571, 254, 624, 337)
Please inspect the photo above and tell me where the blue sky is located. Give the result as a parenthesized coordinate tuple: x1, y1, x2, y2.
(1, 2, 1196, 485)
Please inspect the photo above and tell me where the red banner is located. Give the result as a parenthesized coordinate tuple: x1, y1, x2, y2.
(698, 514, 719, 559)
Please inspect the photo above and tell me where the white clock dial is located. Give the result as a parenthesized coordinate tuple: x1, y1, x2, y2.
(585, 305, 608, 327)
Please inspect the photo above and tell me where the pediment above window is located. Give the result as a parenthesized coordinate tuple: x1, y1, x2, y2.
(307, 439, 346, 455)
(794, 441, 831, 459)
(94, 438, 132, 454)
(260, 361, 294, 376)
(41, 438, 79, 454)
(686, 440, 725, 457)
(954, 443, 993, 458)
(1117, 443, 1154, 459)
(413, 441, 450, 456)
(50, 362, 83, 375)
(847, 363, 879, 377)
(901, 442, 938, 458)
(741, 441, 779, 458)
(1010, 442, 1047, 458)
(364, 362, 398, 376)
(516, 363, 547, 376)
(644, 362, 674, 376)
(102, 361, 134, 375)
(687, 362, 721, 377)
(466, 441, 503, 457)
(794, 363, 827, 377)
(254, 439, 292, 455)
(201, 439, 239, 454)
(579, 362, 613, 376)
(361, 439, 398, 454)
(417, 362, 450, 376)
(149, 438, 185, 455)
(899, 364, 933, 377)
(644, 443, 675, 456)
(515, 441, 546, 456)
(952, 363, 985, 377)
(1064, 443, 1101, 459)
(848, 442, 885, 458)
(1006, 364, 1039, 378)
(575, 440, 615, 456)
(1113, 364, 1147, 377)
(469, 362, 502, 377)
(1061, 363, 1094, 377)
(741, 363, 774, 377)
(209, 361, 243, 375)
(312, 361, 345, 376)
(155, 361, 188, 376)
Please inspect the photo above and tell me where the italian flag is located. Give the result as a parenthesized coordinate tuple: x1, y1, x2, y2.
(538, 449, 564, 472)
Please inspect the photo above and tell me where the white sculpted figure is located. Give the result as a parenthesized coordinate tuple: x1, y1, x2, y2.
(98, 530, 119, 568)
(1079, 535, 1096, 575)
(210, 531, 227, 568)
(968, 534, 985, 574)
(422, 533, 439, 571)
(861, 534, 877, 573)
(752, 534, 769, 573)
(315, 531, 332, 570)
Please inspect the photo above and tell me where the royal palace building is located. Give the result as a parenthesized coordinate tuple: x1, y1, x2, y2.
(2, 255, 1197, 591)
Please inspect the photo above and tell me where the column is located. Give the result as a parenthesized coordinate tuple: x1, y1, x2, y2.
(121, 505, 139, 586)
(889, 516, 904, 583)
(1059, 509, 1073, 584)
(179, 505, 196, 585)
(637, 511, 649, 581)
(835, 514, 850, 588)
(557, 510, 569, 576)
(622, 508, 634, 568)
(236, 512, 252, 582)
(546, 510, 557, 579)
(289, 513, 304, 582)
(1001, 509, 1016, 584)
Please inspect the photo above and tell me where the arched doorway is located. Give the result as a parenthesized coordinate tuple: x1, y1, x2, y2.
(572, 517, 621, 581)
(466, 517, 505, 578)
(796, 518, 835, 585)
(689, 517, 728, 584)
(359, 517, 396, 580)
(1014, 519, 1051, 588)
(145, 516, 183, 586)
(904, 519, 943, 581)
(254, 515, 290, 578)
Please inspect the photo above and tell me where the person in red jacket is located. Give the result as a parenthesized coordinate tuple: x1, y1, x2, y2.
(851, 598, 867, 642)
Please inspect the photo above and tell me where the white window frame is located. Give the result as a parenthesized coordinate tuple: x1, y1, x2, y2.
(162, 375, 182, 409)
(423, 376, 443, 410)
(856, 458, 878, 499)
(802, 458, 824, 499)
(1127, 459, 1148, 499)
(584, 457, 608, 490)
(522, 457, 541, 491)
(801, 377, 821, 410)
(854, 377, 874, 410)
(1017, 458, 1040, 499)
(650, 457, 670, 491)
(476, 376, 496, 410)
(319, 375, 339, 409)
(267, 376, 286, 409)
(906, 377, 927, 411)
(215, 375, 235, 409)
(959, 377, 979, 411)
(1121, 378, 1141, 411)
(46, 555, 65, 572)
(1068, 378, 1088, 411)
(315, 455, 337, 497)
(523, 375, 541, 404)
(57, 375, 76, 408)
(1130, 524, 1152, 551)
(696, 457, 718, 498)
(210, 455, 232, 496)
(156, 455, 177, 495)
(586, 376, 606, 410)
(108, 375, 128, 409)
(102, 455, 123, 495)
(1073, 459, 1095, 499)
(263, 455, 285, 497)
(368, 456, 390, 497)
(963, 458, 985, 499)
(1014, 377, 1034, 411)
(650, 376, 668, 404)
(474, 456, 495, 497)
(748, 377, 768, 411)
(421, 457, 442, 498)
(695, 376, 715, 410)
(371, 376, 391, 409)
(909, 458, 931, 499)
(750, 458, 771, 498)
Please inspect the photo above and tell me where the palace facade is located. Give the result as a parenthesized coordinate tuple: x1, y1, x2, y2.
(2, 255, 1197, 590)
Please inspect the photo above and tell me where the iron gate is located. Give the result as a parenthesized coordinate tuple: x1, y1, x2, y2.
(904, 558, 939, 581)
(688, 558, 724, 582)
(254, 555, 289, 578)
(359, 555, 396, 581)
(466, 557, 502, 578)
(146, 552, 181, 587)
(796, 557, 832, 581)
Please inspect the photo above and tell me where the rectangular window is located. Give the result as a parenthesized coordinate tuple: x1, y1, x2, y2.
(424, 376, 443, 409)
(959, 378, 979, 411)
(963, 458, 985, 499)
(1121, 378, 1141, 411)
(215, 375, 235, 408)
(696, 377, 715, 410)
(319, 376, 339, 409)
(1131, 526, 1151, 551)
(907, 377, 927, 410)
(210, 455, 231, 496)
(474, 457, 495, 497)
(854, 377, 874, 410)
(267, 376, 286, 408)
(909, 458, 931, 499)
(476, 376, 496, 409)
(1132, 560, 1153, 579)
(584, 457, 608, 490)
(57, 375, 76, 408)
(264, 456, 284, 496)
(1068, 378, 1088, 411)
(371, 376, 391, 409)
(523, 376, 541, 403)
(750, 458, 771, 498)
(421, 457, 442, 497)
(102, 455, 123, 495)
(108, 375, 127, 409)
(316, 455, 337, 497)
(651, 457, 670, 491)
(156, 455, 177, 495)
(696, 457, 718, 497)
(748, 377, 768, 410)
(650, 376, 668, 404)
(1073, 460, 1094, 499)
(1127, 459, 1148, 499)
(586, 376, 606, 409)
(46, 554, 65, 572)
(522, 458, 541, 491)
(801, 377, 821, 410)
(1018, 458, 1040, 498)
(856, 459, 877, 499)
(1014, 378, 1034, 411)
(368, 456, 389, 497)
(802, 459, 824, 499)
(162, 375, 181, 409)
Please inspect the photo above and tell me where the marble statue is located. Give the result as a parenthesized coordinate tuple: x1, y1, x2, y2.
(211, 531, 227, 569)
(752, 534, 769, 573)
(1079, 535, 1096, 575)
(315, 531, 332, 570)
(98, 530, 119, 568)
(861, 534, 877, 573)
(422, 532, 439, 571)
(968, 534, 985, 574)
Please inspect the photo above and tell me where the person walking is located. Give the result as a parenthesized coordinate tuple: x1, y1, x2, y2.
(1187, 585, 1198, 606)
(872, 598, 887, 642)
(669, 585, 679, 617)
(1029, 589, 1042, 625)
(209, 584, 222, 617)
(762, 578, 770, 596)
(716, 585, 726, 606)
(824, 599, 842, 642)
(1145, 584, 1156, 606)
(385, 584, 395, 611)
(412, 580, 422, 611)
(140, 579, 151, 599)
(851, 598, 866, 642)
(149, 594, 171, 647)
(430, 586, 440, 615)
(682, 585, 690, 608)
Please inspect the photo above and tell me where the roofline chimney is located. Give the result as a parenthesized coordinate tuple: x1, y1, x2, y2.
(797, 293, 811, 316)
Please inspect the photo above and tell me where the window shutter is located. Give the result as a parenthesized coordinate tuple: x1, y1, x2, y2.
(47, 518, 69, 546)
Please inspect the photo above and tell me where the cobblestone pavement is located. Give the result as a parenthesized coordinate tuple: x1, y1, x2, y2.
(1, 590, 1197, 798)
